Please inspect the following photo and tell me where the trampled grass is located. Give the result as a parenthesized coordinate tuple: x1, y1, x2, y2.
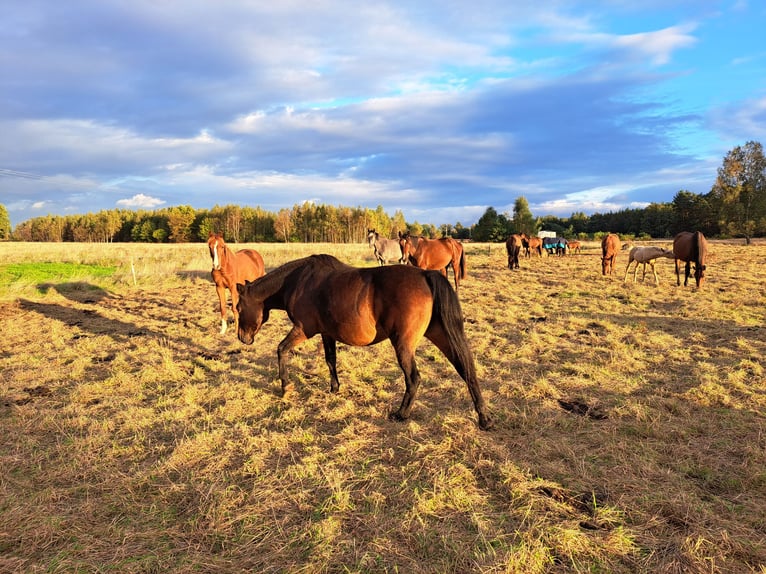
(1, 239, 765, 573)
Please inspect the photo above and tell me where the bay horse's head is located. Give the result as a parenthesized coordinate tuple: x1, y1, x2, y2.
(236, 280, 268, 345)
(207, 233, 225, 270)
(397, 231, 414, 264)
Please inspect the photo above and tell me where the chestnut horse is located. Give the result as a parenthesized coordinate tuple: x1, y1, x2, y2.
(521, 234, 543, 257)
(601, 234, 620, 275)
(207, 233, 265, 334)
(235, 254, 492, 430)
(567, 240, 581, 254)
(398, 232, 466, 290)
(505, 234, 523, 269)
(673, 231, 708, 287)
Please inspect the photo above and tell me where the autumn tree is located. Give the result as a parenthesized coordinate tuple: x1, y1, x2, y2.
(0, 204, 11, 240)
(710, 141, 766, 243)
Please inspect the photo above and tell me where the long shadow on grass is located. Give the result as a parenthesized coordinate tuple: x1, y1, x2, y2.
(37, 281, 112, 302)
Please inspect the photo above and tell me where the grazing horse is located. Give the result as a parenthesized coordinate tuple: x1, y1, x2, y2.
(235, 255, 493, 430)
(398, 232, 466, 290)
(567, 240, 582, 254)
(367, 229, 403, 265)
(623, 246, 675, 285)
(601, 234, 620, 275)
(542, 237, 568, 256)
(673, 231, 708, 287)
(207, 233, 265, 334)
(521, 234, 543, 257)
(505, 234, 523, 269)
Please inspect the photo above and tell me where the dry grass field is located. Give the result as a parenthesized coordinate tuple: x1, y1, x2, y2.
(1, 239, 765, 573)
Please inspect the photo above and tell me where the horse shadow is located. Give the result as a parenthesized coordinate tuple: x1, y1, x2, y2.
(36, 282, 112, 303)
(176, 270, 212, 282)
(18, 298, 163, 341)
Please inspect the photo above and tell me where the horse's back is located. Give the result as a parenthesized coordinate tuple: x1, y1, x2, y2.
(673, 231, 701, 261)
(296, 259, 435, 344)
(235, 248, 265, 281)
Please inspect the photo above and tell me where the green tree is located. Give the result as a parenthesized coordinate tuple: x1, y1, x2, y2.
(710, 141, 766, 244)
(472, 207, 508, 241)
(511, 197, 536, 235)
(0, 204, 11, 240)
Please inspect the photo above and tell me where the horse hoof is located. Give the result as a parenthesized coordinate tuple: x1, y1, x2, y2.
(280, 383, 295, 398)
(219, 321, 228, 335)
(478, 414, 494, 431)
(388, 411, 407, 422)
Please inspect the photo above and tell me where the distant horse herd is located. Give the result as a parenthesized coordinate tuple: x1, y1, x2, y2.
(206, 228, 708, 430)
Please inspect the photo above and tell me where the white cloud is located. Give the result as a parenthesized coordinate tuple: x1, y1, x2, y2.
(116, 194, 166, 208)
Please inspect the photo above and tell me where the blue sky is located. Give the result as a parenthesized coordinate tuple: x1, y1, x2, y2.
(1, 0, 765, 228)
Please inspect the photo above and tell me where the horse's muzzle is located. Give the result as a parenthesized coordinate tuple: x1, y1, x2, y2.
(238, 329, 255, 345)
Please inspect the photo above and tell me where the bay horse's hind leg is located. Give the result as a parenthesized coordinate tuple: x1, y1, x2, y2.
(321, 334, 341, 393)
(389, 338, 422, 422)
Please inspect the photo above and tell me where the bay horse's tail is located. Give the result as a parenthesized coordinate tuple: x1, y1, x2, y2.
(425, 271, 492, 429)
(693, 231, 703, 265)
(457, 243, 467, 279)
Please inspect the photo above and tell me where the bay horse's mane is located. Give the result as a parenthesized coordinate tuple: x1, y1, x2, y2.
(246, 254, 345, 296)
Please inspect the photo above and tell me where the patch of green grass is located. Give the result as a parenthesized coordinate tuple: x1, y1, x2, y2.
(0, 262, 116, 283)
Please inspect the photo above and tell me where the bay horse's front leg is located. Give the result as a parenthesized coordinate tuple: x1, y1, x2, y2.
(277, 326, 308, 395)
(321, 334, 341, 393)
(389, 343, 421, 422)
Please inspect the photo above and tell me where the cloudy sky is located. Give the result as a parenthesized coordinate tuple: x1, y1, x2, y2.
(1, 1, 764, 228)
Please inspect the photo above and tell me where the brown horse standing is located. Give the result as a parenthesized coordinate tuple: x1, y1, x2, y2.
(673, 231, 708, 287)
(505, 234, 523, 269)
(601, 233, 620, 275)
(521, 234, 543, 257)
(567, 240, 582, 254)
(207, 233, 265, 334)
(235, 254, 492, 430)
(399, 232, 466, 290)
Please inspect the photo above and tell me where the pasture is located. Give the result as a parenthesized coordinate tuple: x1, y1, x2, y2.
(1, 240, 765, 573)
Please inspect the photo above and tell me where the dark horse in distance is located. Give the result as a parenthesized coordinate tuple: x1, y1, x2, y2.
(505, 234, 523, 269)
(236, 254, 493, 430)
(673, 231, 708, 288)
(207, 233, 265, 334)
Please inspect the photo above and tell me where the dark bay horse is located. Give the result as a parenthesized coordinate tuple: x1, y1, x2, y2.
(505, 234, 523, 269)
(601, 233, 620, 275)
(673, 231, 708, 287)
(366, 229, 404, 265)
(398, 232, 466, 290)
(235, 254, 492, 430)
(207, 233, 265, 334)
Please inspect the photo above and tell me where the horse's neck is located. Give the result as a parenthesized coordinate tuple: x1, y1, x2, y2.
(218, 245, 233, 271)
(251, 258, 309, 308)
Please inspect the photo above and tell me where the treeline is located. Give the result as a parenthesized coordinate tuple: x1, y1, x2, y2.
(10, 203, 455, 244)
(471, 191, 706, 242)
(9, 140, 766, 243)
